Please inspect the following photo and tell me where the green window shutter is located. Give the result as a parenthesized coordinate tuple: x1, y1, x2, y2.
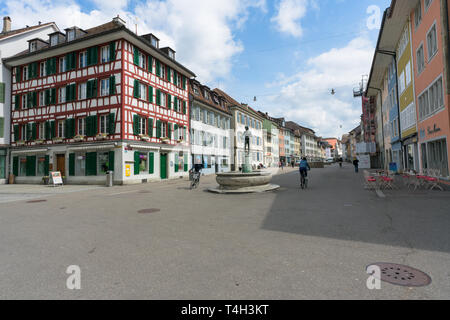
(88, 46, 98, 66)
(133, 114, 139, 135)
(16, 67, 22, 83)
(70, 118, 76, 138)
(51, 88, 56, 104)
(148, 56, 153, 72)
(15, 95, 20, 110)
(65, 85, 71, 102)
(69, 153, 75, 176)
(134, 151, 140, 175)
(167, 67, 171, 82)
(13, 125, 19, 141)
(13, 156, 19, 176)
(72, 84, 77, 101)
(86, 116, 92, 136)
(27, 123, 33, 141)
(108, 113, 115, 135)
(174, 97, 178, 112)
(148, 86, 153, 103)
(33, 62, 38, 78)
(50, 120, 56, 139)
(86, 152, 97, 176)
(44, 155, 49, 175)
(32, 122, 37, 140)
(184, 154, 188, 171)
(93, 115, 98, 136)
(26, 156, 36, 176)
(183, 101, 187, 115)
(86, 80, 92, 98)
(109, 42, 115, 61)
(45, 60, 50, 75)
(149, 152, 154, 174)
(92, 79, 97, 98)
(0, 118, 3, 138)
(64, 119, 70, 138)
(167, 94, 171, 110)
(133, 46, 139, 66)
(32, 92, 37, 107)
(0, 83, 5, 103)
(148, 118, 153, 137)
(182, 76, 186, 90)
(108, 151, 115, 172)
(109, 75, 116, 95)
(168, 123, 172, 140)
(71, 52, 77, 69)
(133, 79, 140, 99)
(156, 120, 161, 138)
(65, 54, 71, 70)
(156, 89, 161, 105)
(45, 121, 51, 140)
(28, 64, 32, 79)
(44, 90, 49, 105)
(156, 60, 161, 77)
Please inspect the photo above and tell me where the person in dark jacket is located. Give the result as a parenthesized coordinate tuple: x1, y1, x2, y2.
(353, 158, 359, 173)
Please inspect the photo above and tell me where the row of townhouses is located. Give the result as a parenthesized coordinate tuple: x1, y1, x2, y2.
(0, 16, 331, 185)
(352, 0, 450, 180)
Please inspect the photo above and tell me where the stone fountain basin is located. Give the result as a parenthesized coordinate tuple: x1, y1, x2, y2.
(209, 171, 280, 194)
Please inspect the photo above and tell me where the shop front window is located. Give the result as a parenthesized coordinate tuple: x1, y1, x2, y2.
(19, 157, 27, 176)
(139, 153, 147, 172)
(75, 153, 86, 176)
(37, 156, 46, 176)
(98, 152, 109, 174)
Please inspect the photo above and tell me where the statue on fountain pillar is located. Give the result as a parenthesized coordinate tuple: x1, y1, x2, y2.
(244, 126, 251, 155)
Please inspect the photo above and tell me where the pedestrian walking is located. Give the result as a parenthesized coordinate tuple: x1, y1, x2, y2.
(353, 158, 359, 173)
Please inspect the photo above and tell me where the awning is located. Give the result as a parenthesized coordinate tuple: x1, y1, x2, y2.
(129, 144, 160, 151)
(11, 148, 49, 154)
(68, 144, 115, 151)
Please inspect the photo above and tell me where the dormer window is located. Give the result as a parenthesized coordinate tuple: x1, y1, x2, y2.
(151, 37, 158, 47)
(168, 51, 175, 59)
(193, 86, 199, 95)
(29, 42, 37, 52)
(50, 35, 58, 46)
(204, 90, 209, 100)
(67, 30, 75, 41)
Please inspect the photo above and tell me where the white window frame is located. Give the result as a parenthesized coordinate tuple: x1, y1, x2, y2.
(58, 87, 66, 103)
(100, 78, 110, 97)
(101, 46, 110, 63)
(39, 91, 45, 106)
(59, 57, 66, 73)
(38, 122, 45, 140)
(57, 120, 65, 138)
(78, 82, 87, 100)
(40, 62, 46, 77)
(79, 51, 87, 68)
(99, 114, 108, 134)
(139, 83, 147, 100)
(414, 2, 422, 29)
(416, 43, 425, 75)
(78, 117, 86, 136)
(427, 22, 438, 62)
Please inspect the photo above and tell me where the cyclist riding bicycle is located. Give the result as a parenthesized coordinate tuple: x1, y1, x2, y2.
(299, 157, 310, 182)
(189, 163, 203, 189)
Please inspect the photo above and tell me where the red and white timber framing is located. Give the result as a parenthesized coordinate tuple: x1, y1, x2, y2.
(11, 39, 122, 145)
(122, 40, 190, 144)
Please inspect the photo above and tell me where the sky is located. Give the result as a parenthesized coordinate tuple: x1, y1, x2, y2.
(0, 0, 392, 138)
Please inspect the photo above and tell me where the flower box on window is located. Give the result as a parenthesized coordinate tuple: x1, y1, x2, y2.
(161, 137, 170, 144)
(139, 134, 151, 142)
(176, 138, 184, 144)
(74, 135, 85, 142)
(35, 139, 45, 145)
(16, 140, 25, 146)
(96, 133, 108, 140)
(52, 137, 63, 143)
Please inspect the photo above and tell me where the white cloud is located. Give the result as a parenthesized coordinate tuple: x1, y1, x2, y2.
(260, 36, 374, 138)
(271, 0, 308, 38)
(1, 0, 265, 83)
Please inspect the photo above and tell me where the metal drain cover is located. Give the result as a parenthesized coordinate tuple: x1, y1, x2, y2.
(26, 199, 47, 203)
(138, 208, 160, 214)
(367, 263, 431, 287)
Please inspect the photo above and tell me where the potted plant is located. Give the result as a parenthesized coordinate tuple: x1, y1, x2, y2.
(74, 135, 85, 142)
(96, 133, 108, 140)
(52, 137, 63, 143)
(139, 134, 150, 142)
(42, 176, 49, 185)
(35, 139, 44, 145)
(161, 137, 170, 144)
(16, 140, 25, 146)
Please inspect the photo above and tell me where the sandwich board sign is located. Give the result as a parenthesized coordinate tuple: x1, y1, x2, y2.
(50, 171, 63, 186)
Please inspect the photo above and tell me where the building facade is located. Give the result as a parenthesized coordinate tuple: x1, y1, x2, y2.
(258, 111, 280, 167)
(411, 0, 450, 177)
(189, 80, 232, 174)
(0, 17, 58, 183)
(4, 18, 195, 185)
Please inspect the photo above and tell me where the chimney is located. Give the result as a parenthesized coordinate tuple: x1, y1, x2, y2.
(112, 15, 126, 26)
(2, 16, 11, 33)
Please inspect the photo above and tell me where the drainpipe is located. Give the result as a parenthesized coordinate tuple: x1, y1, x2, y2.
(369, 86, 385, 169)
(441, 0, 450, 94)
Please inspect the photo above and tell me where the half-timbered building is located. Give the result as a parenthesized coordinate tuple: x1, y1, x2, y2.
(3, 17, 195, 184)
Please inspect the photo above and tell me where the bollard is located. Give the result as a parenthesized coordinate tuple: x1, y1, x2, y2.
(106, 171, 114, 187)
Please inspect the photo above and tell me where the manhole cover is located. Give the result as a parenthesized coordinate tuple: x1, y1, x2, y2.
(26, 199, 47, 203)
(138, 208, 160, 214)
(367, 263, 431, 287)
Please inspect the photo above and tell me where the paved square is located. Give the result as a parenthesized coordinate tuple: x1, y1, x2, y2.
(0, 164, 449, 299)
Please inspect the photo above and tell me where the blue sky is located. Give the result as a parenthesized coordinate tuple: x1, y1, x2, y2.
(1, 0, 391, 138)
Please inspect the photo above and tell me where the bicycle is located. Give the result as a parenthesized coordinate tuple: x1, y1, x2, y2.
(300, 170, 308, 189)
(189, 169, 201, 189)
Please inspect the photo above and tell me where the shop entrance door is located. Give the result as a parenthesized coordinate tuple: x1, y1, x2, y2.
(56, 154, 65, 176)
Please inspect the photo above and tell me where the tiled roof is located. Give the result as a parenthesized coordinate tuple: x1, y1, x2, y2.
(285, 121, 315, 135)
(0, 22, 57, 41)
(190, 80, 231, 115)
(213, 88, 240, 107)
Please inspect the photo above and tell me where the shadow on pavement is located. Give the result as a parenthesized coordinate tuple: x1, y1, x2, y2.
(261, 165, 450, 254)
